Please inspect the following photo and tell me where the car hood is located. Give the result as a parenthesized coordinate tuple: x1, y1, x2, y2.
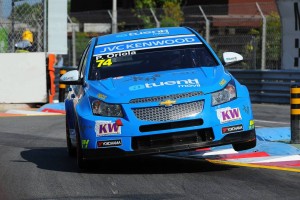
(87, 66, 232, 103)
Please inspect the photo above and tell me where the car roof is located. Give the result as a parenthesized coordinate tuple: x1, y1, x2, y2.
(95, 27, 195, 45)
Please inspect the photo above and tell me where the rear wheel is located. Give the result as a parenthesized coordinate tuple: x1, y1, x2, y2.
(232, 138, 256, 151)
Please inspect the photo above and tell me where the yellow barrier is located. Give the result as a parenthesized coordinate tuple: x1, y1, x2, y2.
(59, 69, 67, 102)
(291, 84, 300, 143)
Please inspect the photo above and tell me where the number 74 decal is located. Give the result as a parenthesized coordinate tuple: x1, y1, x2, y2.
(96, 58, 112, 67)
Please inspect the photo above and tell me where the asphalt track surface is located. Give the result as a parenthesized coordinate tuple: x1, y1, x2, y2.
(0, 104, 299, 200)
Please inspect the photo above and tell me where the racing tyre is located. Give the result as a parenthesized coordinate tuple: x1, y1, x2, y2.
(66, 116, 76, 157)
(232, 138, 256, 151)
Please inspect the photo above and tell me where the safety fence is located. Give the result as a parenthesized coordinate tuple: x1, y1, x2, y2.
(229, 70, 300, 104)
(0, 0, 45, 53)
(0, 1, 282, 71)
(69, 2, 280, 70)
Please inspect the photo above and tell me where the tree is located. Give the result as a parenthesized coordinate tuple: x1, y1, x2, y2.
(134, 0, 157, 28)
(247, 12, 281, 69)
(134, 0, 184, 28)
(9, 2, 43, 23)
(160, 1, 184, 27)
(266, 12, 281, 67)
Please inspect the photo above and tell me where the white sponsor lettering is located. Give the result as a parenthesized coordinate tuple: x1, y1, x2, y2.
(145, 79, 200, 88)
(129, 78, 200, 91)
(128, 29, 169, 36)
(99, 37, 195, 53)
(96, 51, 136, 59)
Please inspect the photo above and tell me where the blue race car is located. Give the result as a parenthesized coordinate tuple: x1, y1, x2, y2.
(60, 27, 256, 168)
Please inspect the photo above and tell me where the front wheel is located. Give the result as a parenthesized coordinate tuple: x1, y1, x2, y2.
(232, 138, 256, 151)
(75, 120, 89, 170)
(66, 117, 76, 157)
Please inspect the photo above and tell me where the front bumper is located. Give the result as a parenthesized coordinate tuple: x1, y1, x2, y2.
(82, 129, 256, 160)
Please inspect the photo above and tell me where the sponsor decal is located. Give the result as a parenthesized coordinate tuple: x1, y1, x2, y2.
(116, 29, 170, 37)
(97, 93, 107, 100)
(81, 139, 89, 149)
(96, 50, 136, 59)
(217, 107, 242, 123)
(243, 105, 250, 114)
(95, 121, 121, 136)
(219, 79, 227, 86)
(97, 139, 122, 147)
(225, 57, 237, 62)
(222, 124, 243, 134)
(127, 74, 160, 82)
(129, 78, 200, 91)
(94, 35, 201, 56)
(249, 120, 255, 130)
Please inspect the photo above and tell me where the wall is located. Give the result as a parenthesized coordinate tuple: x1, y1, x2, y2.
(0, 52, 47, 103)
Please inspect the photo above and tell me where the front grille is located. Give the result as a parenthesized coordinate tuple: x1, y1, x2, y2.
(132, 101, 204, 122)
(139, 119, 203, 132)
(129, 91, 203, 104)
(132, 128, 214, 151)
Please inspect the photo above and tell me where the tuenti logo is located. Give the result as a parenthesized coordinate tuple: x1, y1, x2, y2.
(129, 79, 200, 91)
(116, 29, 170, 38)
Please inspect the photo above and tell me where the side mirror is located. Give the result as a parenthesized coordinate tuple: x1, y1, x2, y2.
(222, 52, 243, 67)
(59, 70, 82, 85)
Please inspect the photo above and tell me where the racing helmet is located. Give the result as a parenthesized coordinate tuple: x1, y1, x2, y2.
(22, 29, 33, 43)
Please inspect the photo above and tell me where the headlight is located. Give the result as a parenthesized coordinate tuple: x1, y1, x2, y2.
(212, 80, 237, 106)
(91, 99, 123, 117)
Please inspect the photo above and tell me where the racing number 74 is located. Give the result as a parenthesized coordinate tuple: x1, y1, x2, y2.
(96, 59, 112, 67)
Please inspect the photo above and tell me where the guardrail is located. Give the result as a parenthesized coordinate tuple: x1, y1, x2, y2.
(54, 68, 300, 104)
(229, 70, 300, 104)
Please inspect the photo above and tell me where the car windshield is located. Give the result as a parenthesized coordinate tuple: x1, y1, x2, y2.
(89, 44, 218, 80)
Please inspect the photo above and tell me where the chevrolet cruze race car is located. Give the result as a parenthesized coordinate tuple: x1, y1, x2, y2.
(60, 27, 256, 168)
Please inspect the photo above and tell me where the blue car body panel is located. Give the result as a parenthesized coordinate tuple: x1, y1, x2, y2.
(64, 27, 256, 159)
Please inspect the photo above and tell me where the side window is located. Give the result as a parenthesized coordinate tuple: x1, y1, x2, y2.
(78, 43, 91, 78)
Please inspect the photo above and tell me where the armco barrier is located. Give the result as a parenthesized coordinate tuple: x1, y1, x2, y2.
(53, 69, 300, 104)
(229, 70, 300, 104)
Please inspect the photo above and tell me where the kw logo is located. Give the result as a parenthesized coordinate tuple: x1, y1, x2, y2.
(217, 107, 242, 123)
(95, 121, 121, 136)
(160, 100, 176, 107)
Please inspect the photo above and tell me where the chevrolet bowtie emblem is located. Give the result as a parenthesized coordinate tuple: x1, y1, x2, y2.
(160, 100, 176, 107)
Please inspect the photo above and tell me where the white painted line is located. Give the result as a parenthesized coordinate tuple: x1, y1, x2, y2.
(250, 155, 300, 163)
(201, 148, 238, 156)
(225, 155, 300, 164)
(255, 120, 289, 125)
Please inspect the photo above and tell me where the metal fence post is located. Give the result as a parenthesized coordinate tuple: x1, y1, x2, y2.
(150, 8, 160, 28)
(68, 15, 76, 67)
(256, 3, 266, 70)
(11, 0, 15, 52)
(291, 84, 300, 144)
(199, 5, 210, 44)
(112, 0, 118, 33)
